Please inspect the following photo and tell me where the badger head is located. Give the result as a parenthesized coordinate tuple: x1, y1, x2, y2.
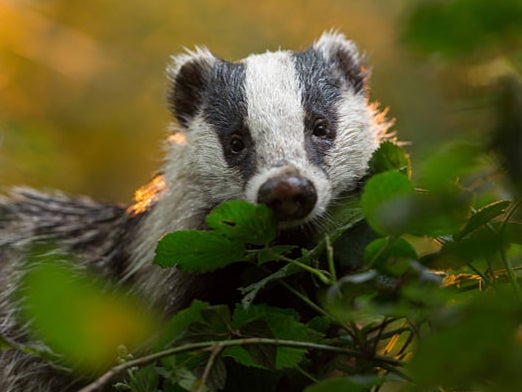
(167, 32, 386, 229)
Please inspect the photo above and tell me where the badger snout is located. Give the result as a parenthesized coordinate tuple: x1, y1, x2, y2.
(257, 175, 317, 221)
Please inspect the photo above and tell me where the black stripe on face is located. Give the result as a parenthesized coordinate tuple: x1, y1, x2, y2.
(293, 49, 342, 169)
(202, 61, 256, 181)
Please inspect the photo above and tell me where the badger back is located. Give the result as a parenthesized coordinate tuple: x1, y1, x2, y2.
(0, 188, 130, 275)
(166, 32, 388, 228)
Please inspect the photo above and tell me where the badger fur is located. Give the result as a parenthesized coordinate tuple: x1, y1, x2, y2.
(0, 32, 390, 391)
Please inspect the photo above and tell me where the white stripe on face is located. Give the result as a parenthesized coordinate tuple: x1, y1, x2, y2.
(243, 51, 332, 226)
(244, 51, 306, 166)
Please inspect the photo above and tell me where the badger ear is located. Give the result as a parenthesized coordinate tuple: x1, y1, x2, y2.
(167, 47, 217, 128)
(313, 31, 367, 94)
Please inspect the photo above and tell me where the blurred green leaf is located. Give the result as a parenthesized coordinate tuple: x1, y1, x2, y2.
(417, 142, 482, 192)
(361, 171, 415, 236)
(154, 230, 245, 272)
(364, 237, 418, 277)
(408, 290, 522, 390)
(20, 257, 158, 371)
(403, 0, 522, 58)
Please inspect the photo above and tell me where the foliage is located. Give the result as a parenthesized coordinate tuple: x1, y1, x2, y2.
(1, 0, 521, 391)
(10, 134, 518, 391)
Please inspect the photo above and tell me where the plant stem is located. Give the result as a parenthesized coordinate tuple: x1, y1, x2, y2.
(325, 234, 337, 283)
(196, 343, 223, 392)
(79, 338, 403, 392)
(272, 253, 331, 285)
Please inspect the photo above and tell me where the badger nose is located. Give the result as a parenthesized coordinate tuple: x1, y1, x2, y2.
(257, 176, 317, 221)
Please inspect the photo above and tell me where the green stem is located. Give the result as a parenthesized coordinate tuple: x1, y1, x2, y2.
(273, 253, 331, 285)
(280, 281, 330, 318)
(79, 338, 404, 392)
(325, 234, 337, 283)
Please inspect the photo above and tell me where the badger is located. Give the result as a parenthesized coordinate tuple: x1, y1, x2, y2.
(0, 32, 390, 391)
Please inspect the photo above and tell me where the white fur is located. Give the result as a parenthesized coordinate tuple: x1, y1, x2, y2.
(242, 50, 332, 225)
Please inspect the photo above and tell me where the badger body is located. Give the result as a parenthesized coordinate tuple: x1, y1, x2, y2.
(0, 32, 389, 391)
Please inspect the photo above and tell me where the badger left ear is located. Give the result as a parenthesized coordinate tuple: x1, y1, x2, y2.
(167, 47, 217, 128)
(313, 31, 367, 94)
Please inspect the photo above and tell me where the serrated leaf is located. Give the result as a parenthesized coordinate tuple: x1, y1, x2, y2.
(245, 343, 278, 371)
(200, 305, 231, 330)
(206, 200, 277, 245)
(361, 171, 416, 236)
(458, 200, 511, 239)
(128, 364, 159, 392)
(158, 300, 209, 348)
(368, 141, 411, 177)
(154, 230, 245, 272)
(222, 346, 265, 369)
(232, 305, 312, 369)
(224, 319, 277, 370)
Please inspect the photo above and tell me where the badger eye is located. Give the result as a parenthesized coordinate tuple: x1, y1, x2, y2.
(312, 119, 329, 138)
(229, 135, 245, 154)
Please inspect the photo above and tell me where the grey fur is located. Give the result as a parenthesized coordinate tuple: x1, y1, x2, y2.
(0, 32, 391, 390)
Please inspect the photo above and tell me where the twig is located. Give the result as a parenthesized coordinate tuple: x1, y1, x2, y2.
(196, 343, 223, 392)
(78, 337, 404, 392)
(325, 234, 337, 283)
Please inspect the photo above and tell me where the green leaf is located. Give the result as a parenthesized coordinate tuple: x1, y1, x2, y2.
(232, 305, 312, 369)
(402, 0, 522, 59)
(128, 364, 159, 392)
(206, 200, 277, 245)
(199, 356, 227, 391)
(408, 290, 522, 390)
(154, 230, 245, 272)
(157, 300, 209, 348)
(200, 305, 231, 330)
(457, 200, 511, 239)
(364, 237, 418, 277)
(361, 171, 416, 236)
(20, 257, 158, 371)
(417, 142, 482, 192)
(368, 141, 411, 177)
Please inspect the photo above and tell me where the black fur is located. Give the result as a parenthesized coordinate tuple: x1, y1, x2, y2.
(293, 49, 342, 169)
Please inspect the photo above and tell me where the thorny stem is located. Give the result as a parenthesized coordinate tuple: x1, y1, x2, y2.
(79, 338, 404, 392)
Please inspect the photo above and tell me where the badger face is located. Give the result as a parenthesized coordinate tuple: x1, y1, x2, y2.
(167, 32, 382, 228)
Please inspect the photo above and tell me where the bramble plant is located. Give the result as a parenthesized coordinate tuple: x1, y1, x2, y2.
(42, 138, 515, 392)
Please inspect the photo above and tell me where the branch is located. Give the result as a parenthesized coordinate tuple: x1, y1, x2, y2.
(78, 338, 404, 392)
(196, 343, 223, 392)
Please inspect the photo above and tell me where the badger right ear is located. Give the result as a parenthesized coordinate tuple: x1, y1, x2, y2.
(167, 48, 217, 128)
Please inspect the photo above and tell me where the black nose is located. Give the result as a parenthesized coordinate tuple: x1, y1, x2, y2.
(257, 176, 317, 221)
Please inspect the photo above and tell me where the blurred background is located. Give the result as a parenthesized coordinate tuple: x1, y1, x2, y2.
(0, 0, 520, 203)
